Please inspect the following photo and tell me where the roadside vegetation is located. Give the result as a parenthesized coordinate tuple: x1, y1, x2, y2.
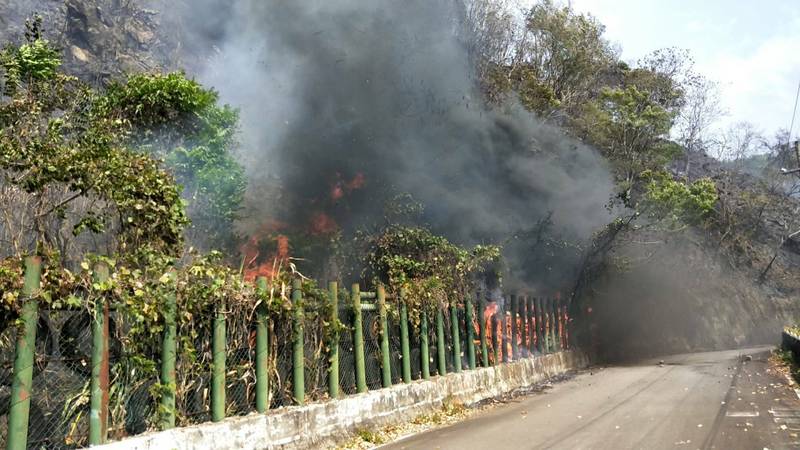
(1, 0, 798, 441)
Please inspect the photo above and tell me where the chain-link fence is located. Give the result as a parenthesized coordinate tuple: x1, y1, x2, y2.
(1, 308, 105, 449)
(2, 279, 571, 449)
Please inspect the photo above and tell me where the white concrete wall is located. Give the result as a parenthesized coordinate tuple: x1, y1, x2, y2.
(96, 351, 588, 450)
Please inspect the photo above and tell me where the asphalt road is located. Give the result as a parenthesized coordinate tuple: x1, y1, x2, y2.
(382, 347, 800, 450)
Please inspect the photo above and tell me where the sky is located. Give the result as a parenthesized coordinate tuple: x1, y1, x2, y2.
(566, 0, 800, 141)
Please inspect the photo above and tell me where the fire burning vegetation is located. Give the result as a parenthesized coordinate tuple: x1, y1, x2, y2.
(203, 0, 617, 298)
(3, 5, 800, 445)
(5, 2, 800, 450)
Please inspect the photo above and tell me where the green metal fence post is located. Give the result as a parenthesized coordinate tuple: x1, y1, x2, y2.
(465, 295, 476, 370)
(255, 277, 270, 412)
(7, 256, 42, 450)
(328, 281, 340, 398)
(546, 298, 552, 353)
(510, 295, 518, 360)
(377, 284, 392, 388)
(90, 263, 110, 445)
(291, 279, 305, 404)
(492, 310, 500, 365)
(399, 290, 411, 383)
(541, 298, 548, 354)
(564, 301, 570, 349)
(519, 295, 528, 357)
(352, 283, 367, 393)
(420, 312, 430, 380)
(211, 308, 226, 421)
(547, 298, 554, 352)
(560, 300, 566, 350)
(478, 297, 488, 368)
(159, 274, 177, 430)
(550, 298, 556, 353)
(436, 307, 446, 376)
(450, 305, 462, 373)
(501, 307, 509, 364)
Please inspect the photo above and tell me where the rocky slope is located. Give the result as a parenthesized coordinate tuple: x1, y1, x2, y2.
(581, 150, 800, 360)
(0, 0, 211, 83)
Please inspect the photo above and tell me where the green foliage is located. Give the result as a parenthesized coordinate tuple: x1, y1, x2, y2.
(482, 0, 615, 115)
(356, 428, 386, 445)
(0, 258, 23, 312)
(97, 72, 217, 128)
(0, 26, 248, 333)
(485, 65, 561, 115)
(1, 38, 61, 92)
(382, 193, 425, 225)
(578, 84, 680, 198)
(97, 72, 246, 251)
(361, 225, 500, 324)
(0, 17, 61, 95)
(641, 171, 718, 226)
(0, 37, 189, 259)
(598, 86, 673, 133)
(478, 3, 692, 198)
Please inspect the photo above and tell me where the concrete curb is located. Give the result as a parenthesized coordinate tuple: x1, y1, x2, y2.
(96, 351, 589, 450)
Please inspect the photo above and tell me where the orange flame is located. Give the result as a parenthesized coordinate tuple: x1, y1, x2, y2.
(346, 172, 366, 190)
(330, 172, 366, 201)
(241, 221, 291, 282)
(309, 212, 339, 235)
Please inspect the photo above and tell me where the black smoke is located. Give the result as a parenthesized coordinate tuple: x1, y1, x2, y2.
(178, 0, 615, 291)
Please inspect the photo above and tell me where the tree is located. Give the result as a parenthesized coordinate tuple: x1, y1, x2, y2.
(714, 121, 766, 165)
(674, 76, 725, 173)
(578, 84, 679, 199)
(0, 19, 244, 266)
(96, 72, 246, 252)
(641, 171, 718, 228)
(0, 20, 187, 262)
(477, 0, 617, 118)
(462, 0, 519, 85)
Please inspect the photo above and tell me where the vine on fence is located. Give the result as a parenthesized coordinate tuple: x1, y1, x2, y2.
(360, 225, 500, 326)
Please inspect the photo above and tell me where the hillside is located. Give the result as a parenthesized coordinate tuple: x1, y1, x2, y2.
(580, 149, 800, 360)
(3, 0, 798, 361)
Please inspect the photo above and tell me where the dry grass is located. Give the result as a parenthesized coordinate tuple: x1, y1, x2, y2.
(336, 400, 474, 449)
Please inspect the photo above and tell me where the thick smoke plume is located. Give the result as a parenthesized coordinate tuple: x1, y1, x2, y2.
(178, 0, 614, 290)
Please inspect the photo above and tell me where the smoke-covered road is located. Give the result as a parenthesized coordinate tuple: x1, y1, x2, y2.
(382, 347, 800, 450)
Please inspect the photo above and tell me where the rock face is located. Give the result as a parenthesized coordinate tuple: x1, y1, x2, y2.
(0, 0, 201, 83)
(587, 228, 798, 361)
(580, 150, 800, 361)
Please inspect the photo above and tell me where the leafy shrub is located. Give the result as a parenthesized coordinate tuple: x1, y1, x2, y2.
(361, 225, 500, 324)
(97, 72, 246, 251)
(641, 171, 718, 226)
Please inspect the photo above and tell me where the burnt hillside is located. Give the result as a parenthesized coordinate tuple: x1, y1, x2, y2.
(582, 149, 800, 360)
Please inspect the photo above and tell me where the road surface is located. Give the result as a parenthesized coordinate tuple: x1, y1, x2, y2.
(382, 347, 800, 450)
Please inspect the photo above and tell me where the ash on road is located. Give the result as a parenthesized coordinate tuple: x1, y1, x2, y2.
(381, 347, 800, 450)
